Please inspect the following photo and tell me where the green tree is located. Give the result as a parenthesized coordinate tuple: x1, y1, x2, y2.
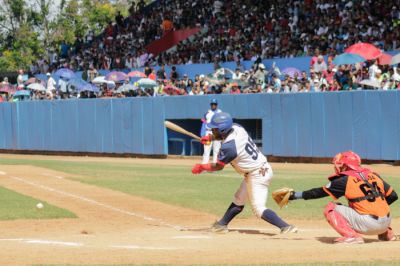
(0, 0, 137, 71)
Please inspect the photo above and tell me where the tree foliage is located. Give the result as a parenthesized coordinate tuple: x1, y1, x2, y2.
(0, 0, 133, 72)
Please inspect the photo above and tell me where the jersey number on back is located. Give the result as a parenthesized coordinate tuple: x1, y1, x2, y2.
(245, 137, 260, 160)
(359, 181, 384, 202)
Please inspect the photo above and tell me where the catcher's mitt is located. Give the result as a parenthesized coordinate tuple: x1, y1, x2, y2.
(272, 187, 294, 208)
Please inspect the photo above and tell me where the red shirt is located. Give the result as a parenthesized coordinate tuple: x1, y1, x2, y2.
(322, 70, 334, 84)
(148, 73, 156, 80)
(230, 88, 241, 94)
(310, 56, 318, 66)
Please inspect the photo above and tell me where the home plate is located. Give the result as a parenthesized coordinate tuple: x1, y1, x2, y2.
(172, 235, 211, 239)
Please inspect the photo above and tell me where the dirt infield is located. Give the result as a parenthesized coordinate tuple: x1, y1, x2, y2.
(0, 155, 399, 265)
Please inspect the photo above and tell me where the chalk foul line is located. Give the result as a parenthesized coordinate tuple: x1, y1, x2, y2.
(9, 175, 182, 230)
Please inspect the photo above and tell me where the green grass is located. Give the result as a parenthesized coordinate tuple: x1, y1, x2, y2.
(0, 186, 76, 220)
(0, 157, 399, 220)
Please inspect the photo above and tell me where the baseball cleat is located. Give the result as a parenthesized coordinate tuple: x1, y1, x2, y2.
(210, 221, 229, 234)
(280, 225, 298, 234)
(334, 236, 364, 244)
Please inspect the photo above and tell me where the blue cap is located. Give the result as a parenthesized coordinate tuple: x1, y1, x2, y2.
(210, 99, 218, 105)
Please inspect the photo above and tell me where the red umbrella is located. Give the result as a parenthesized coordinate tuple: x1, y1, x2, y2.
(345, 43, 382, 60)
(127, 71, 146, 78)
(377, 53, 392, 65)
(163, 85, 181, 95)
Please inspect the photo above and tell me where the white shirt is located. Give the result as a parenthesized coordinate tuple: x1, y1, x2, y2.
(204, 108, 222, 135)
(392, 67, 400, 81)
(47, 77, 56, 91)
(369, 64, 380, 80)
(205, 108, 222, 124)
(17, 74, 24, 86)
(218, 124, 268, 174)
(59, 78, 68, 93)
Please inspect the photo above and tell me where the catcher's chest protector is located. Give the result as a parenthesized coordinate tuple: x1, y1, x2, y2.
(342, 170, 390, 217)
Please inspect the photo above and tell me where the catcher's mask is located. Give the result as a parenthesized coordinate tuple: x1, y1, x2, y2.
(332, 150, 362, 174)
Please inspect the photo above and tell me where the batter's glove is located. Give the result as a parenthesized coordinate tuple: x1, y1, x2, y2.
(272, 188, 294, 209)
(192, 164, 205, 174)
(192, 163, 214, 174)
(201, 135, 212, 145)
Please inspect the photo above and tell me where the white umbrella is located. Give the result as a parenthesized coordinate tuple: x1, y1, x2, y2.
(358, 79, 381, 88)
(27, 83, 46, 91)
(390, 53, 400, 65)
(92, 76, 115, 85)
(137, 78, 157, 88)
(213, 68, 235, 78)
(116, 84, 137, 93)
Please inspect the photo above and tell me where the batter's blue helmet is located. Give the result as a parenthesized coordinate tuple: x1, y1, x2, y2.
(210, 99, 218, 105)
(207, 112, 233, 135)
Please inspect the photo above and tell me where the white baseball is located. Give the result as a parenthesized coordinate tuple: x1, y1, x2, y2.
(36, 202, 44, 209)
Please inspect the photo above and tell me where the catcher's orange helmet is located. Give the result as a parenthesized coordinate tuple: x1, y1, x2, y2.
(332, 151, 362, 174)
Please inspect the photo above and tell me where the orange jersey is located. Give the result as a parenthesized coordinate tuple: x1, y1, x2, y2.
(323, 169, 392, 217)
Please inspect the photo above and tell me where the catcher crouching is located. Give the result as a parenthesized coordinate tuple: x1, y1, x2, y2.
(273, 151, 398, 244)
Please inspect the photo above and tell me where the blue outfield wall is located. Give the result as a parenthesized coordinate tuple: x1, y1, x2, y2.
(0, 91, 399, 160)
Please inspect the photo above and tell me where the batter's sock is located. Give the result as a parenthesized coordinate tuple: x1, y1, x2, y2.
(218, 202, 244, 226)
(261, 209, 289, 229)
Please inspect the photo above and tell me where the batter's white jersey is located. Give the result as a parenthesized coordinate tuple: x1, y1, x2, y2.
(217, 124, 267, 174)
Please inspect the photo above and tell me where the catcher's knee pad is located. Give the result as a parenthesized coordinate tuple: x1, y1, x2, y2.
(323, 202, 337, 218)
(323, 202, 358, 238)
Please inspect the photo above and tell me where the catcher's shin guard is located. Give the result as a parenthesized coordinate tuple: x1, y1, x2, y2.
(323, 202, 362, 239)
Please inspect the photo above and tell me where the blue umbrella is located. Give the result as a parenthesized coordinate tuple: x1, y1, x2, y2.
(98, 70, 110, 76)
(54, 68, 75, 79)
(68, 78, 87, 91)
(79, 83, 100, 93)
(35, 74, 48, 81)
(332, 53, 366, 66)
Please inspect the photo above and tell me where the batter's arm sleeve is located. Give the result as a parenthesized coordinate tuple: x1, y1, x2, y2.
(217, 140, 237, 166)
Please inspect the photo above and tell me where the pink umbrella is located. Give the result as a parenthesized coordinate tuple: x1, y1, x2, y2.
(105, 71, 128, 82)
(345, 43, 382, 60)
(127, 71, 146, 78)
(282, 67, 301, 78)
(377, 53, 392, 65)
(0, 84, 15, 93)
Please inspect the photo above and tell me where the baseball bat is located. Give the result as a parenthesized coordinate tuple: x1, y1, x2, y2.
(164, 121, 201, 140)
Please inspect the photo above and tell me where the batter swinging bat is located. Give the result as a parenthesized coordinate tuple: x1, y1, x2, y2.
(164, 121, 201, 140)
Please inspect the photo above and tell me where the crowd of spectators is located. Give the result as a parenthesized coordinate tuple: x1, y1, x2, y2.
(1, 56, 399, 103)
(26, 0, 400, 74)
(1, 0, 400, 102)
